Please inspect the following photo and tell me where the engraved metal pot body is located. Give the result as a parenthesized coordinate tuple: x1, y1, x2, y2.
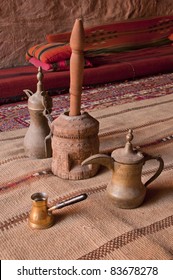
(82, 130, 164, 208)
(24, 106, 51, 159)
(29, 192, 54, 229)
(107, 161, 147, 208)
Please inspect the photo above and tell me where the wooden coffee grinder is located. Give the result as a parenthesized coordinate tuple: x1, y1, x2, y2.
(51, 18, 100, 180)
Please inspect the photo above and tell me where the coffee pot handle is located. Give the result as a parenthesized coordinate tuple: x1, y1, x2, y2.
(48, 193, 88, 212)
(143, 154, 164, 187)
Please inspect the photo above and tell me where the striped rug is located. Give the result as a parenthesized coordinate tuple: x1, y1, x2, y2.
(0, 92, 173, 260)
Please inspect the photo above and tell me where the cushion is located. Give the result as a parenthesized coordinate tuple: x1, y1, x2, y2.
(26, 42, 72, 63)
(47, 16, 173, 57)
(168, 33, 173, 41)
(46, 31, 71, 43)
(29, 57, 93, 71)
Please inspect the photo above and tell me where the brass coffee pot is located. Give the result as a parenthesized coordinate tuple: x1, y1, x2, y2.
(28, 192, 87, 229)
(24, 67, 52, 159)
(82, 129, 164, 209)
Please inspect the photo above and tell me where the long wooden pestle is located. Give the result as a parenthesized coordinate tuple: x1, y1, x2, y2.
(69, 18, 85, 116)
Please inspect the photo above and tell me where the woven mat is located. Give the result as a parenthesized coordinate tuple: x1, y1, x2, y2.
(0, 94, 173, 260)
(1, 72, 173, 132)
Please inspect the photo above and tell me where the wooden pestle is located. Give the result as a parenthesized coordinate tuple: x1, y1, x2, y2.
(69, 18, 85, 116)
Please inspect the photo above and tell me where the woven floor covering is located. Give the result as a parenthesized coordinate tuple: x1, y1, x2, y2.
(1, 72, 173, 132)
(0, 93, 173, 260)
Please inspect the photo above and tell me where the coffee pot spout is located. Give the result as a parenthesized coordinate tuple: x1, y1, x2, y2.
(82, 154, 114, 170)
(23, 89, 34, 98)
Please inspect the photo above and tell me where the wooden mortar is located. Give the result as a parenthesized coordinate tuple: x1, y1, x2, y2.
(51, 19, 100, 180)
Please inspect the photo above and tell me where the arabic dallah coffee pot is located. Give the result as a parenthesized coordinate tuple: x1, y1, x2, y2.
(82, 129, 164, 208)
(24, 67, 52, 159)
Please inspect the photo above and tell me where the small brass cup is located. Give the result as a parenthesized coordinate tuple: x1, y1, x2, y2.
(29, 192, 54, 229)
(28, 192, 87, 229)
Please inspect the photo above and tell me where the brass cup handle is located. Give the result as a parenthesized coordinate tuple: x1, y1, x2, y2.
(143, 154, 164, 187)
(48, 193, 88, 212)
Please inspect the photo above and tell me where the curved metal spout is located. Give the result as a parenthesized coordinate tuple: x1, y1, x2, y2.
(82, 154, 114, 170)
(23, 89, 34, 98)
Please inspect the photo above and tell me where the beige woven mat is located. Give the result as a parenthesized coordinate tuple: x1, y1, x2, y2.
(0, 94, 173, 260)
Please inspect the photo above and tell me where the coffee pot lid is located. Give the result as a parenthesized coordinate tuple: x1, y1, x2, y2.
(111, 129, 144, 164)
(27, 67, 45, 110)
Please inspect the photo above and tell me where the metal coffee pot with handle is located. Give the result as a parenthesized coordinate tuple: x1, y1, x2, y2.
(82, 129, 164, 208)
(29, 192, 87, 229)
(24, 67, 52, 159)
